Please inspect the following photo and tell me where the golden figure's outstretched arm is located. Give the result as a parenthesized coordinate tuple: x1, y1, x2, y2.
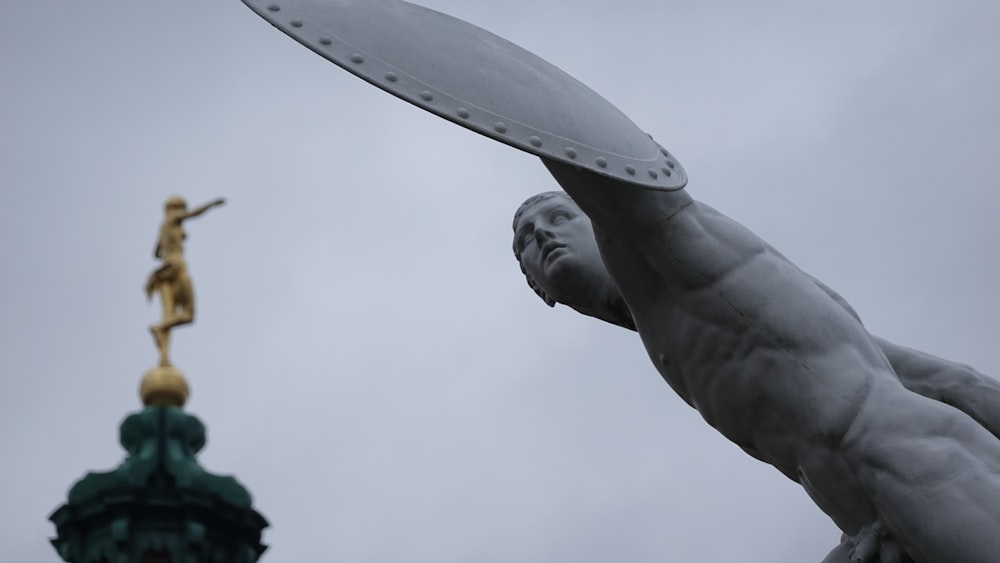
(181, 197, 226, 221)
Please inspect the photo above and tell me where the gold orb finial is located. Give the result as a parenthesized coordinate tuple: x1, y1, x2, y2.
(140, 365, 190, 407)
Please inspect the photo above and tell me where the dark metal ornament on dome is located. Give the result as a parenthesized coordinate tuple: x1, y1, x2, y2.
(241, 0, 687, 191)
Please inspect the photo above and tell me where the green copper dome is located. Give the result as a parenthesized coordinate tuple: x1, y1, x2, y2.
(50, 407, 268, 563)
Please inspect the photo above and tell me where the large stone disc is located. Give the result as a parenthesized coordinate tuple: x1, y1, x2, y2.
(242, 0, 687, 190)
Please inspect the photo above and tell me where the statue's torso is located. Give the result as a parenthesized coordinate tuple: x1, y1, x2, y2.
(159, 221, 187, 265)
(582, 191, 1000, 562)
(596, 201, 900, 532)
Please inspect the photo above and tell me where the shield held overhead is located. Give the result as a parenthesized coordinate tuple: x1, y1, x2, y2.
(242, 0, 688, 191)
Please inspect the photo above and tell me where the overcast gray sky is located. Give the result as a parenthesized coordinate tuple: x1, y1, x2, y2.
(2, 1, 999, 561)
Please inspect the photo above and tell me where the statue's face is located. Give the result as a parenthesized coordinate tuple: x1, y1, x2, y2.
(513, 196, 606, 305)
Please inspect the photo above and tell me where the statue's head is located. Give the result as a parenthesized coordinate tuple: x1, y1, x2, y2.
(513, 192, 635, 330)
(165, 196, 188, 213)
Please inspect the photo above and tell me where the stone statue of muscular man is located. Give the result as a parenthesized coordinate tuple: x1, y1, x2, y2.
(513, 190, 1000, 562)
(514, 167, 1000, 563)
(242, 1, 1000, 560)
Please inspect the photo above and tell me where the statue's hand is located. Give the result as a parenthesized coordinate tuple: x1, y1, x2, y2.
(848, 520, 906, 563)
(210, 197, 226, 207)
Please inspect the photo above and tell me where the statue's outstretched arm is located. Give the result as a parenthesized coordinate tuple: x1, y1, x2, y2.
(875, 337, 1000, 439)
(807, 274, 1000, 437)
(181, 198, 226, 220)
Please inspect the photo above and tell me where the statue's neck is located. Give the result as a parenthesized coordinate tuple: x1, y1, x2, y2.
(568, 292, 636, 332)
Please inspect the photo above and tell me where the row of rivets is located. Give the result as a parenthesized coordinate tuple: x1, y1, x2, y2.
(271, 1, 678, 186)
(456, 111, 675, 179)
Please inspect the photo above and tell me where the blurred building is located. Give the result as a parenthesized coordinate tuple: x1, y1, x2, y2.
(49, 366, 268, 563)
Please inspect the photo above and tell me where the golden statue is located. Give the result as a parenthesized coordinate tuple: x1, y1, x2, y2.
(145, 195, 225, 366)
